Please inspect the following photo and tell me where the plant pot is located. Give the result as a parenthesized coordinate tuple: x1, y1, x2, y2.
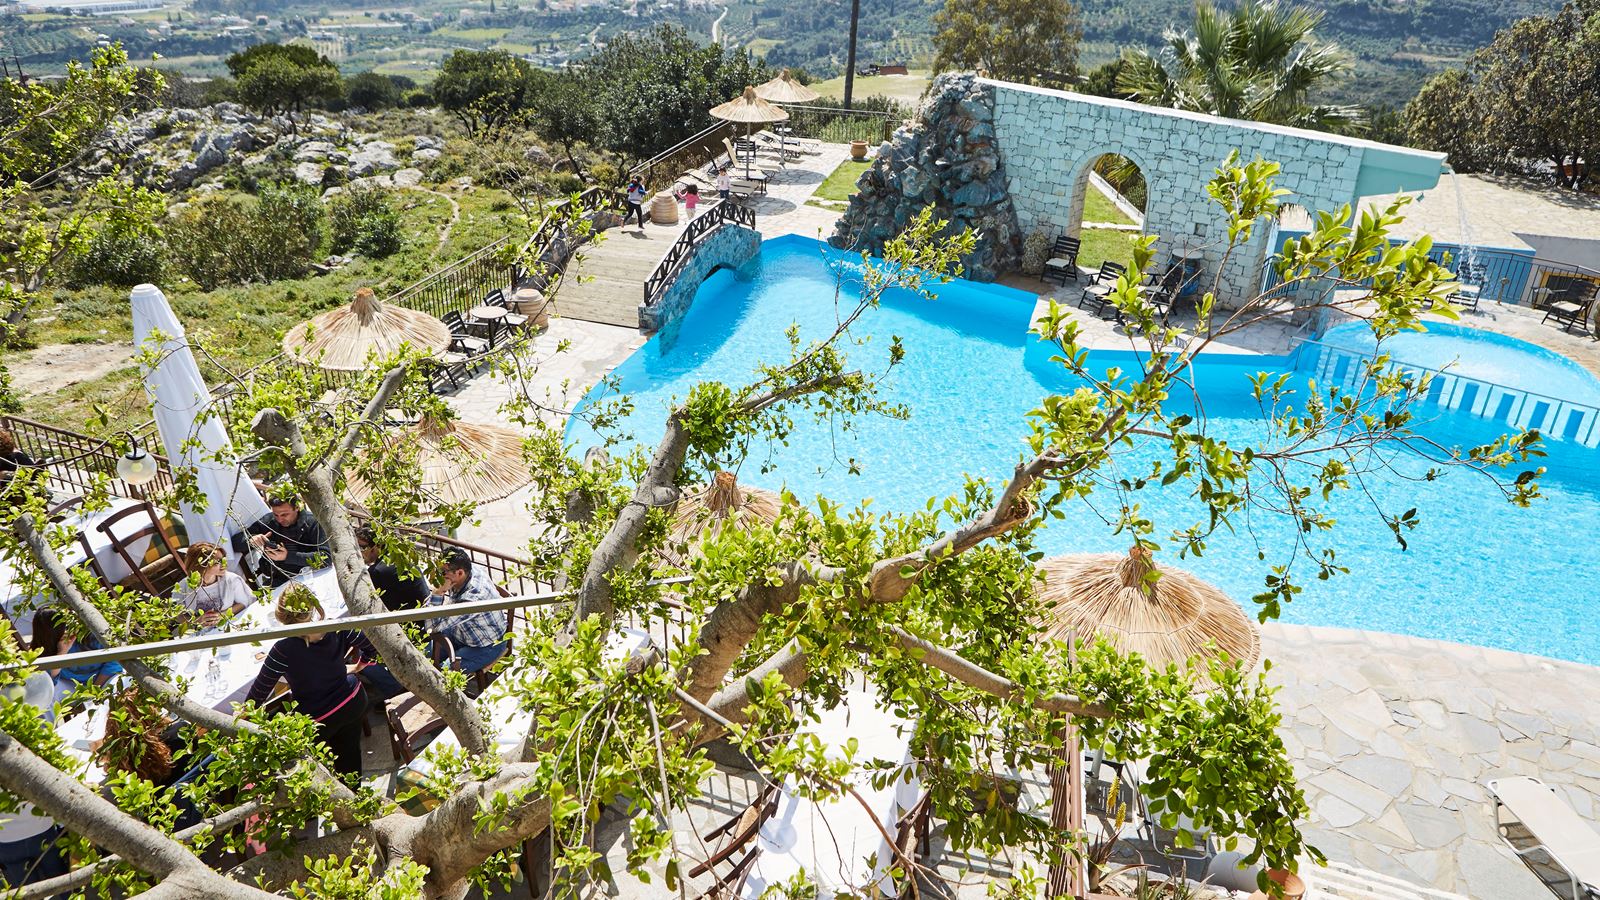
(850, 139, 868, 160)
(1247, 869, 1306, 900)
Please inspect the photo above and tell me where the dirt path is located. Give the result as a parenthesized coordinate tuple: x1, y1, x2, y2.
(9, 342, 135, 399)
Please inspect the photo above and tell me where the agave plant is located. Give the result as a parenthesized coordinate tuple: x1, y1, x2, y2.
(1116, 0, 1365, 135)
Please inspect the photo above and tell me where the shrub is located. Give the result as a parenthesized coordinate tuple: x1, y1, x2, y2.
(343, 71, 402, 110)
(72, 227, 165, 287)
(328, 185, 403, 259)
(166, 184, 326, 289)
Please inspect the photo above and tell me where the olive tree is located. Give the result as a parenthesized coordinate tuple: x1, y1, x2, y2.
(0, 155, 1543, 899)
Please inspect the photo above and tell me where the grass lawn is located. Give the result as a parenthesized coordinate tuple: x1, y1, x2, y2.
(814, 160, 871, 203)
(16, 185, 518, 432)
(1078, 227, 1140, 271)
(1083, 183, 1136, 226)
(810, 72, 930, 105)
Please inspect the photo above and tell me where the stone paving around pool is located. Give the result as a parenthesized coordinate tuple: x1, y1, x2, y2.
(1264, 623, 1600, 897)
(436, 146, 1600, 898)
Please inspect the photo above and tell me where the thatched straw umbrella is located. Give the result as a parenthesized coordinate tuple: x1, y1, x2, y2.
(1035, 546, 1261, 671)
(345, 418, 531, 513)
(754, 69, 820, 104)
(663, 470, 786, 565)
(710, 86, 789, 179)
(282, 287, 452, 377)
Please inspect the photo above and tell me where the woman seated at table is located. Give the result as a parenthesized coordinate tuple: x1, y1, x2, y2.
(30, 608, 123, 704)
(244, 585, 374, 781)
(93, 688, 206, 828)
(172, 542, 254, 628)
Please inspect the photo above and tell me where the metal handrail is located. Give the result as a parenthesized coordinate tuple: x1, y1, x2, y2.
(1, 576, 694, 673)
(1293, 337, 1600, 445)
(642, 200, 757, 308)
(628, 120, 741, 186)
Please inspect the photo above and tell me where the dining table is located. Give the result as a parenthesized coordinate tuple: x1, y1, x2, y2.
(467, 305, 507, 345)
(54, 567, 346, 779)
(739, 687, 923, 899)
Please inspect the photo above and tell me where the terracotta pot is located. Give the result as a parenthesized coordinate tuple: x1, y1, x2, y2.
(850, 139, 868, 160)
(1258, 869, 1306, 900)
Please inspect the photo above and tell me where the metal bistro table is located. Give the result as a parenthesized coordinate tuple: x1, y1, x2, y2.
(467, 305, 507, 346)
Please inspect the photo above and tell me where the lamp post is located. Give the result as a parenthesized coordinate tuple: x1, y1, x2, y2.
(843, 0, 861, 109)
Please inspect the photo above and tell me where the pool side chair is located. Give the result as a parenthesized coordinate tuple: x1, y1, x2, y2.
(1042, 236, 1081, 287)
(1078, 261, 1128, 320)
(1488, 775, 1600, 900)
(1541, 283, 1598, 334)
(1449, 262, 1488, 312)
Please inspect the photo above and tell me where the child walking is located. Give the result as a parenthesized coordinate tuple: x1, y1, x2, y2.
(683, 183, 699, 219)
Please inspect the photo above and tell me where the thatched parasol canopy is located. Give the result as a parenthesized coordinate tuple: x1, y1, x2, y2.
(664, 471, 786, 565)
(754, 70, 820, 104)
(710, 86, 790, 125)
(282, 287, 452, 374)
(345, 418, 531, 512)
(1035, 547, 1261, 671)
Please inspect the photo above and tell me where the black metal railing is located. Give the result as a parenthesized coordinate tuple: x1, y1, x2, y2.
(780, 103, 899, 145)
(1, 414, 176, 502)
(384, 236, 517, 323)
(642, 200, 757, 308)
(629, 120, 744, 193)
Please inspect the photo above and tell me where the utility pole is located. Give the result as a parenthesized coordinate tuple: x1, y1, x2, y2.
(842, 0, 861, 109)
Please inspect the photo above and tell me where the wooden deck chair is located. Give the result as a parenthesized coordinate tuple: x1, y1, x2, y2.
(95, 501, 188, 596)
(687, 782, 778, 885)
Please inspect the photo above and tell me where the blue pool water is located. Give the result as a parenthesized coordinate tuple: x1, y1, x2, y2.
(1320, 319, 1600, 406)
(571, 236, 1600, 664)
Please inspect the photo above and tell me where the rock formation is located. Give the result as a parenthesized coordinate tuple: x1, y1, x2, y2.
(829, 73, 1022, 281)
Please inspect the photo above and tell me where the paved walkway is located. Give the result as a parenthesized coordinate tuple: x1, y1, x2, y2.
(1264, 623, 1600, 897)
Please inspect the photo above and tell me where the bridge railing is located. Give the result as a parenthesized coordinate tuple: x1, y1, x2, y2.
(1293, 339, 1600, 447)
(642, 200, 756, 309)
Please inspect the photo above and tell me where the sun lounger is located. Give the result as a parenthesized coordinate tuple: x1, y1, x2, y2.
(757, 129, 822, 151)
(1487, 775, 1600, 899)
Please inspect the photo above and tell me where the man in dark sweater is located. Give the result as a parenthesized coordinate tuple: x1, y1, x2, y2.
(355, 526, 428, 611)
(231, 496, 330, 587)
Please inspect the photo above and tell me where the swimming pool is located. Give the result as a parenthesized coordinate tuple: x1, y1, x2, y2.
(571, 236, 1600, 664)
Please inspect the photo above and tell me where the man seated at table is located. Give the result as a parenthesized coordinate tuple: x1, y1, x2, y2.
(356, 526, 428, 611)
(361, 549, 507, 699)
(231, 496, 330, 588)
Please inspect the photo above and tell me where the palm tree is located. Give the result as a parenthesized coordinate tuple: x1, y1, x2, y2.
(1116, 0, 1364, 134)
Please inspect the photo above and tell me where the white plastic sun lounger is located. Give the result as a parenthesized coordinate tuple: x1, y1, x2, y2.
(1487, 776, 1600, 899)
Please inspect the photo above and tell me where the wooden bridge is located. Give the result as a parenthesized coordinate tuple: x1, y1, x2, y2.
(555, 218, 693, 329)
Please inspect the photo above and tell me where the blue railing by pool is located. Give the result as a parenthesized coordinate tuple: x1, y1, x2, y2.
(1292, 339, 1600, 448)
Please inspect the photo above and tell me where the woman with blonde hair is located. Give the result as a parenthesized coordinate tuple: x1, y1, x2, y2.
(174, 542, 254, 627)
(244, 586, 375, 779)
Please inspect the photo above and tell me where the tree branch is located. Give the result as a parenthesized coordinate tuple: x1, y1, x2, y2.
(891, 628, 1109, 718)
(0, 728, 279, 899)
(249, 406, 490, 758)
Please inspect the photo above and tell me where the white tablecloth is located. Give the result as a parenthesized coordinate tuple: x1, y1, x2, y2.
(1, 498, 169, 638)
(741, 688, 923, 899)
(403, 626, 652, 777)
(55, 567, 345, 776)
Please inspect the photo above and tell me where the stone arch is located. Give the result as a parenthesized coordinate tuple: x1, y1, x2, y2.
(1060, 146, 1156, 244)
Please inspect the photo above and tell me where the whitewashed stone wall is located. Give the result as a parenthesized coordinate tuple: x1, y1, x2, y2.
(989, 81, 1372, 307)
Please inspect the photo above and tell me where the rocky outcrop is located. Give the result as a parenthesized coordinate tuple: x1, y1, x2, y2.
(829, 72, 1022, 281)
(91, 105, 443, 194)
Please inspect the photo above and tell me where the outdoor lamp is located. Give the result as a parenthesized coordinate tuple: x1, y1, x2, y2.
(116, 435, 159, 487)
